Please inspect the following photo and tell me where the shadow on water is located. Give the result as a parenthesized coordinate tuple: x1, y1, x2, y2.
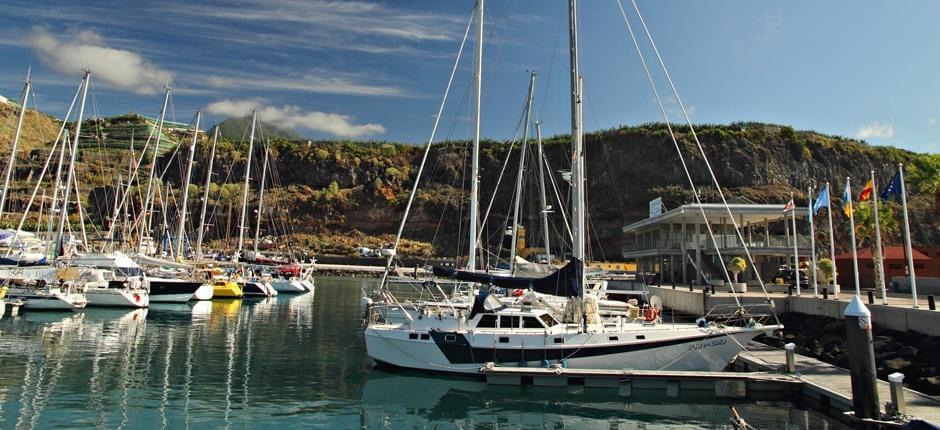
(0, 276, 847, 429)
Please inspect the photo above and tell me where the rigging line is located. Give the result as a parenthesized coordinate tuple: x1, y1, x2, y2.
(615, 0, 743, 310)
(378, 6, 475, 291)
(626, 0, 774, 312)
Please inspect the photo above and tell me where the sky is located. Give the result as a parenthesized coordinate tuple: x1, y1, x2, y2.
(0, 0, 938, 153)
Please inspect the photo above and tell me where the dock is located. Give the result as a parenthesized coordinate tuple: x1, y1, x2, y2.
(736, 342, 940, 424)
(479, 342, 940, 427)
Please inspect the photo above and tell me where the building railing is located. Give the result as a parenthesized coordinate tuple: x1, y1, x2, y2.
(622, 235, 811, 254)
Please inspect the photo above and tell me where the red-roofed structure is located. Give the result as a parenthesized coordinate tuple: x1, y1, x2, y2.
(834, 246, 936, 289)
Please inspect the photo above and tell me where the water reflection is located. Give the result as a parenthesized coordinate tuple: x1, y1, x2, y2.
(0, 278, 844, 429)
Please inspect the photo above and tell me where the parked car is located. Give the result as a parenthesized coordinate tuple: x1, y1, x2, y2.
(773, 268, 809, 286)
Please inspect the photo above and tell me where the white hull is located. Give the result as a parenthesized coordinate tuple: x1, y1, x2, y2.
(85, 288, 149, 308)
(299, 280, 315, 292)
(149, 292, 194, 303)
(6, 289, 86, 310)
(193, 284, 214, 301)
(270, 280, 306, 293)
(365, 325, 768, 374)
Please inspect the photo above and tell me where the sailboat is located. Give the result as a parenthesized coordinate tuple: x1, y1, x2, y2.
(365, 0, 780, 374)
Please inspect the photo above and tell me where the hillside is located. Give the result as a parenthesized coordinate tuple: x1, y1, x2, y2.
(1, 105, 937, 260)
(210, 116, 303, 141)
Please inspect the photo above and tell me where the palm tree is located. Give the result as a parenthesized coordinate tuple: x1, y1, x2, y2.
(908, 154, 940, 226)
(854, 200, 899, 293)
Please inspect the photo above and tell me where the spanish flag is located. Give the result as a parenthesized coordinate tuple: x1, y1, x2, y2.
(858, 179, 874, 202)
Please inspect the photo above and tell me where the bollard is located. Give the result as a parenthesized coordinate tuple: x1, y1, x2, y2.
(868, 291, 874, 305)
(711, 285, 716, 294)
(823, 288, 829, 300)
(844, 295, 880, 420)
(787, 285, 793, 296)
(888, 373, 906, 416)
(928, 296, 936, 311)
(784, 343, 796, 373)
(689, 284, 693, 292)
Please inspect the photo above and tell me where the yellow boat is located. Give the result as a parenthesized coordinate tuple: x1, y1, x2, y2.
(212, 279, 243, 298)
(0, 285, 7, 300)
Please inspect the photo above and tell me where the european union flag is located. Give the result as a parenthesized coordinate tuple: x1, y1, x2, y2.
(881, 171, 901, 200)
(812, 185, 830, 215)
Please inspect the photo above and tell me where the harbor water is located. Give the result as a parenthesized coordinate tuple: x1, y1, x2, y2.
(0, 277, 846, 429)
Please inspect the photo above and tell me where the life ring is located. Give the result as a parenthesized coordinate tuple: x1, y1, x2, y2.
(643, 307, 660, 322)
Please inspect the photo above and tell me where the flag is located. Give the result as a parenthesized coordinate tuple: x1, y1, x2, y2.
(842, 182, 853, 217)
(858, 179, 874, 202)
(812, 185, 829, 215)
(880, 171, 901, 200)
(782, 199, 795, 213)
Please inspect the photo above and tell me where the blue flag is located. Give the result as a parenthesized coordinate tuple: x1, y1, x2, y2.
(812, 185, 829, 215)
(842, 181, 853, 217)
(881, 171, 901, 200)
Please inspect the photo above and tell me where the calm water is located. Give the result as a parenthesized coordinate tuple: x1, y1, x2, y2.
(0, 277, 846, 429)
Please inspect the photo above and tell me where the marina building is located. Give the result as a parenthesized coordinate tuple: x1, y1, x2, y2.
(622, 199, 810, 286)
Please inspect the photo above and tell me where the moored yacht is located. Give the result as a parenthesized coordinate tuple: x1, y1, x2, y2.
(3, 276, 87, 311)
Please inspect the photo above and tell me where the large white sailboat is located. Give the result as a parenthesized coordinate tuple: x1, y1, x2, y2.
(365, 0, 781, 374)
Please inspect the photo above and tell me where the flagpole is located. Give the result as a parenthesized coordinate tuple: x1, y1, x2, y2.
(808, 185, 818, 297)
(847, 177, 861, 296)
(826, 181, 839, 298)
(791, 192, 800, 296)
(898, 163, 918, 308)
(871, 170, 888, 305)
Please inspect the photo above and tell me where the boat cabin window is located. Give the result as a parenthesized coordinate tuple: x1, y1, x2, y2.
(408, 333, 418, 340)
(522, 316, 544, 329)
(538, 313, 559, 327)
(499, 315, 519, 329)
(420, 334, 430, 340)
(476, 314, 497, 328)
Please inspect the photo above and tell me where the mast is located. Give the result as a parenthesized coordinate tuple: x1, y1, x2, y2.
(509, 72, 536, 273)
(0, 71, 32, 221)
(870, 171, 887, 304)
(535, 121, 551, 262)
(898, 164, 918, 308)
(467, 0, 483, 271)
(143, 85, 172, 246)
(196, 126, 219, 260)
(826, 181, 838, 298)
(237, 111, 257, 256)
(252, 141, 270, 255)
(46, 130, 69, 257)
(175, 111, 201, 260)
(846, 177, 861, 296)
(568, 0, 586, 273)
(55, 70, 91, 256)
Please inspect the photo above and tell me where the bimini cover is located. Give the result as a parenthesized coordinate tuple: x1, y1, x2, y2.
(432, 258, 583, 297)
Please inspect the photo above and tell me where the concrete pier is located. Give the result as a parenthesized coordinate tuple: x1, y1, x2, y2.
(631, 285, 940, 336)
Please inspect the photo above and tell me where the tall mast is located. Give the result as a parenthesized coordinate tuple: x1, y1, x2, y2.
(0, 71, 32, 221)
(196, 125, 219, 260)
(175, 111, 201, 260)
(46, 130, 69, 257)
(535, 121, 551, 262)
(252, 141, 270, 255)
(467, 0, 483, 271)
(55, 70, 91, 256)
(568, 0, 586, 272)
(143, 85, 172, 245)
(509, 72, 536, 273)
(237, 111, 257, 256)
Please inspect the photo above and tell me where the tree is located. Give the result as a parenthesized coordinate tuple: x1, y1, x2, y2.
(854, 200, 899, 292)
(726, 256, 747, 283)
(818, 258, 835, 285)
(908, 154, 940, 226)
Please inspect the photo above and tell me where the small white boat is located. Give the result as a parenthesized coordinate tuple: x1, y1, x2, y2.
(192, 283, 214, 301)
(5, 281, 86, 311)
(82, 269, 149, 308)
(270, 278, 306, 293)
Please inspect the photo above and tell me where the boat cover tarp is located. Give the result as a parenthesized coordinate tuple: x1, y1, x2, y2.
(432, 258, 582, 297)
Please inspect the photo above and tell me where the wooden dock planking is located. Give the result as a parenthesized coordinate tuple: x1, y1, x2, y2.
(736, 342, 940, 424)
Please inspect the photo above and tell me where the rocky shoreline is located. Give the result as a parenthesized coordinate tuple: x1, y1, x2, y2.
(758, 313, 939, 396)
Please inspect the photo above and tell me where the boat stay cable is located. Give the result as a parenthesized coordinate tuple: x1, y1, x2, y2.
(377, 7, 475, 292)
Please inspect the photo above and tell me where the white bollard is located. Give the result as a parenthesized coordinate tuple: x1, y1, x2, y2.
(784, 343, 796, 373)
(888, 372, 906, 416)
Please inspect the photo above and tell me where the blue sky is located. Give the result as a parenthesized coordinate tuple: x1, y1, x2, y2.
(1, 0, 938, 153)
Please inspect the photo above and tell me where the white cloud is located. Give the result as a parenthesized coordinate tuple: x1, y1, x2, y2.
(855, 121, 895, 139)
(24, 27, 172, 95)
(202, 72, 407, 97)
(206, 99, 385, 138)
